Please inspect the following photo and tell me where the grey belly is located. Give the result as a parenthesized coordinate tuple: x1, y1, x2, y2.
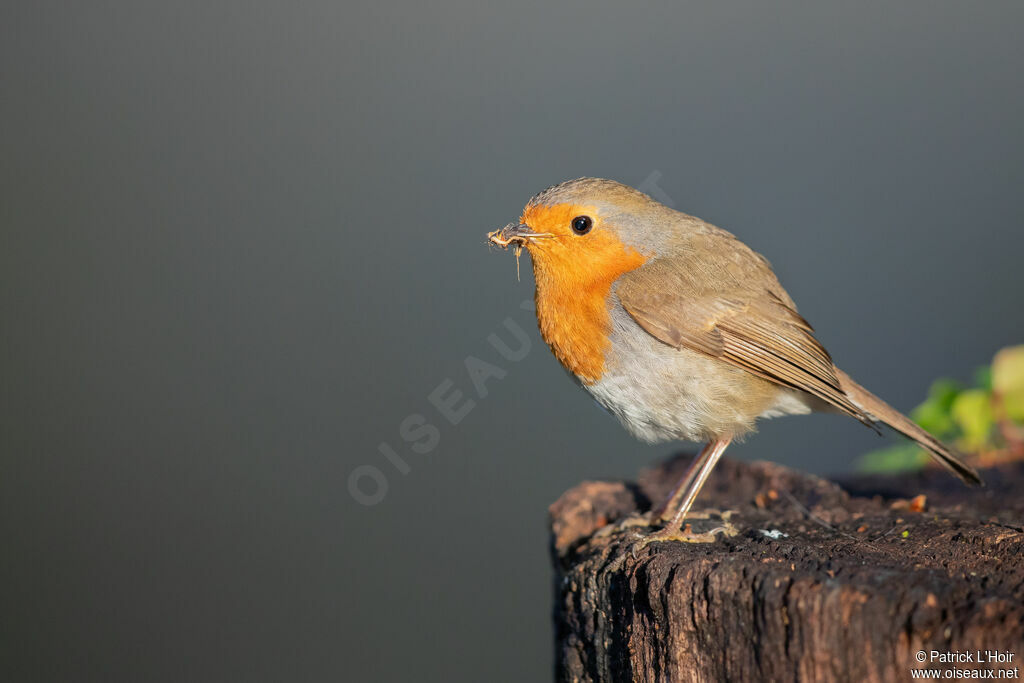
(584, 303, 813, 443)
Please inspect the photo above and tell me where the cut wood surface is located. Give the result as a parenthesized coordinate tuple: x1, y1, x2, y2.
(550, 456, 1024, 682)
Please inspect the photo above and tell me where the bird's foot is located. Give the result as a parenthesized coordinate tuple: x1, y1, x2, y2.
(595, 507, 736, 534)
(592, 510, 655, 537)
(628, 512, 739, 558)
(592, 509, 738, 552)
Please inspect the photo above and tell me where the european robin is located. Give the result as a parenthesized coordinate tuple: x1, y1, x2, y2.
(487, 178, 982, 547)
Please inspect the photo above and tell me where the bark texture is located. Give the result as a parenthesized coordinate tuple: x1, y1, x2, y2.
(550, 456, 1024, 682)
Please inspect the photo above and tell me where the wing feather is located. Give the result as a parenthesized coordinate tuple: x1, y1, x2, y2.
(616, 251, 875, 428)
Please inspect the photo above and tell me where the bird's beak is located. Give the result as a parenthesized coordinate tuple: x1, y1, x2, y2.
(487, 223, 553, 249)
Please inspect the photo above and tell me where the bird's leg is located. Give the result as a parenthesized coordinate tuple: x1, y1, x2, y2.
(601, 442, 716, 535)
(650, 440, 717, 521)
(632, 438, 736, 552)
(660, 438, 731, 531)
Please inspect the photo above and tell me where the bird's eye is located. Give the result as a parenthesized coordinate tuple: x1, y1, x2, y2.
(571, 216, 593, 235)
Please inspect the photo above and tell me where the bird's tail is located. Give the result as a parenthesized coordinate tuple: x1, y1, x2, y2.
(835, 368, 983, 486)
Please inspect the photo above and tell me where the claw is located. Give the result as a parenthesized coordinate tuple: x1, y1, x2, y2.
(630, 520, 739, 559)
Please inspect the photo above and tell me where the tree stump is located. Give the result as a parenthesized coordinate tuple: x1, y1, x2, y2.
(549, 455, 1024, 682)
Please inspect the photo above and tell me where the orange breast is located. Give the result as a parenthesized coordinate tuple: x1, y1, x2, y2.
(534, 279, 620, 384)
(524, 204, 647, 384)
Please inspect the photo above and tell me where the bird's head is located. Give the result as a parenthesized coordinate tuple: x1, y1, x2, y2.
(488, 178, 676, 287)
(487, 178, 691, 381)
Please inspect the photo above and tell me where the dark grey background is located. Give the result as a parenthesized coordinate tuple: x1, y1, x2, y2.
(3, 1, 1022, 681)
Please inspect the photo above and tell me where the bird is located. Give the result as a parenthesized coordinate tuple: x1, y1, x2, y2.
(487, 177, 982, 548)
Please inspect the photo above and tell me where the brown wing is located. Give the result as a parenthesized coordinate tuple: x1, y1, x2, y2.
(616, 248, 875, 427)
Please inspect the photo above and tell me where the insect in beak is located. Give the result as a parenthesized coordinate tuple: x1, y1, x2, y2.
(487, 223, 553, 281)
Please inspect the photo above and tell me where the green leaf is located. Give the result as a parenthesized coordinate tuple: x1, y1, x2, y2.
(929, 378, 963, 410)
(974, 365, 994, 391)
(992, 345, 1024, 422)
(856, 443, 930, 474)
(911, 401, 955, 438)
(909, 378, 962, 437)
(950, 389, 995, 451)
